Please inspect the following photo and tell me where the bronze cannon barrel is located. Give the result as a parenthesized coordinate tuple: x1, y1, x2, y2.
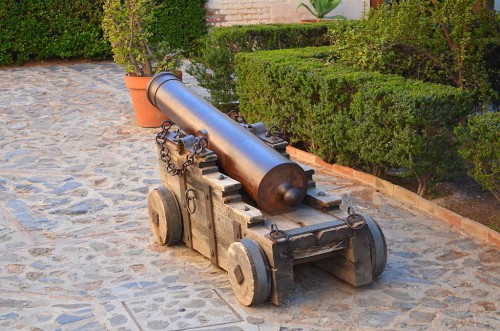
(147, 72, 307, 215)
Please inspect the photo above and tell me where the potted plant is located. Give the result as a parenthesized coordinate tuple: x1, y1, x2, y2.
(297, 0, 347, 23)
(102, 0, 183, 127)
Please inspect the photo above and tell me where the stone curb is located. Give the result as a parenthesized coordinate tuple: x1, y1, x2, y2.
(287, 146, 500, 247)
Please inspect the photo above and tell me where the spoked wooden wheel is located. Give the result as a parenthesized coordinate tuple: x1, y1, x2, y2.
(147, 186, 182, 246)
(227, 238, 271, 306)
(364, 215, 387, 278)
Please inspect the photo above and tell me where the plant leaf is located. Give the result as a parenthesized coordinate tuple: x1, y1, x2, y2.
(297, 3, 317, 17)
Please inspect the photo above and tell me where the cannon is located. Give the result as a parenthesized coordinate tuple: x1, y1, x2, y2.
(146, 72, 387, 306)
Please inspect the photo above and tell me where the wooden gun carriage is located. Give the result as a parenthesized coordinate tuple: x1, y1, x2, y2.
(146, 73, 387, 306)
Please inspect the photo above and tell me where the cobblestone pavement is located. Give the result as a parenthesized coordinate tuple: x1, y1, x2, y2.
(0, 62, 499, 331)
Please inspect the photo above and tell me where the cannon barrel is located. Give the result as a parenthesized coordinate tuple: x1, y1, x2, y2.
(147, 72, 308, 214)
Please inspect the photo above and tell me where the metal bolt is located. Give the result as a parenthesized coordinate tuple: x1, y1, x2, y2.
(178, 308, 186, 312)
(219, 174, 225, 180)
(243, 206, 250, 211)
(317, 191, 326, 196)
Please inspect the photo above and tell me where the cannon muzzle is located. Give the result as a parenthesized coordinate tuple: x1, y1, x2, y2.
(147, 72, 307, 214)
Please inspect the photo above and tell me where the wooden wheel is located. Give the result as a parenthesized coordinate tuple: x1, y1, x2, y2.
(227, 238, 271, 306)
(364, 215, 387, 278)
(147, 186, 182, 246)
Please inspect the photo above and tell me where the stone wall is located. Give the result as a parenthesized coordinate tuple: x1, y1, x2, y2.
(206, 0, 367, 26)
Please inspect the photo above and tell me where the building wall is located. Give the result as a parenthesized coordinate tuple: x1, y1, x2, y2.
(206, 0, 368, 26)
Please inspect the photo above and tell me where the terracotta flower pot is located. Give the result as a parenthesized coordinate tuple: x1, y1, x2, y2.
(124, 75, 168, 128)
(300, 19, 322, 24)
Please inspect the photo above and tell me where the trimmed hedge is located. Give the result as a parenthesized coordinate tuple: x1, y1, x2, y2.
(455, 112, 500, 201)
(187, 22, 343, 111)
(149, 0, 207, 54)
(235, 47, 473, 195)
(0, 0, 111, 65)
(0, 0, 207, 66)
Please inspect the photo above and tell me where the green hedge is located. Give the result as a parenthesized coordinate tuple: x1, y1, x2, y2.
(0, 0, 207, 66)
(455, 112, 500, 201)
(0, 0, 111, 65)
(187, 22, 344, 111)
(236, 47, 473, 195)
(149, 0, 207, 55)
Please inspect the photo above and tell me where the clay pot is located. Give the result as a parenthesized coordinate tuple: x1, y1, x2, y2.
(300, 19, 323, 24)
(124, 75, 168, 128)
(124, 71, 183, 128)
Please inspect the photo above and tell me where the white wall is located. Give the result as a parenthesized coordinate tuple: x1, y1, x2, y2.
(206, 0, 367, 26)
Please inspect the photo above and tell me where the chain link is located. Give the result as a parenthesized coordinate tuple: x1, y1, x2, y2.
(227, 110, 248, 125)
(156, 120, 208, 177)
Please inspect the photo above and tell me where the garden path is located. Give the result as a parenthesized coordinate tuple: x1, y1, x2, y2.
(0, 62, 498, 330)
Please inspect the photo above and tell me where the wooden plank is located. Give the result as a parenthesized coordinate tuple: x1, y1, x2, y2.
(287, 233, 316, 251)
(292, 241, 345, 262)
(213, 200, 264, 225)
(202, 184, 218, 266)
(217, 243, 228, 271)
(191, 227, 211, 260)
(315, 233, 373, 286)
(265, 215, 302, 230)
(281, 204, 339, 227)
(202, 172, 241, 194)
(317, 226, 353, 245)
(178, 175, 193, 249)
(303, 187, 342, 210)
(269, 242, 294, 305)
(284, 220, 344, 237)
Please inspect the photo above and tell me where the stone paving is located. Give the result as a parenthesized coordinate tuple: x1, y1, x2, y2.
(0, 62, 499, 331)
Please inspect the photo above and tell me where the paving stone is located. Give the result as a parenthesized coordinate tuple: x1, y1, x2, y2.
(0, 312, 19, 320)
(409, 311, 436, 323)
(246, 316, 264, 325)
(108, 314, 127, 327)
(358, 310, 399, 328)
(51, 199, 107, 215)
(56, 313, 94, 324)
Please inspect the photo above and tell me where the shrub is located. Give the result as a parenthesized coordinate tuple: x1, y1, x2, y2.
(236, 47, 473, 195)
(149, 0, 207, 54)
(455, 112, 500, 200)
(236, 47, 388, 162)
(188, 22, 343, 111)
(0, 0, 206, 66)
(0, 0, 111, 65)
(349, 80, 473, 195)
(328, 0, 499, 104)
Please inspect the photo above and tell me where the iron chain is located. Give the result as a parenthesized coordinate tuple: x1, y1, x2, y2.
(156, 120, 208, 177)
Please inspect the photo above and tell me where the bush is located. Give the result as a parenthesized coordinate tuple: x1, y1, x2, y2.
(236, 47, 388, 161)
(0, 0, 206, 66)
(236, 47, 473, 195)
(188, 22, 343, 111)
(455, 112, 500, 200)
(348, 80, 473, 195)
(149, 0, 207, 55)
(328, 0, 499, 104)
(0, 0, 111, 65)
